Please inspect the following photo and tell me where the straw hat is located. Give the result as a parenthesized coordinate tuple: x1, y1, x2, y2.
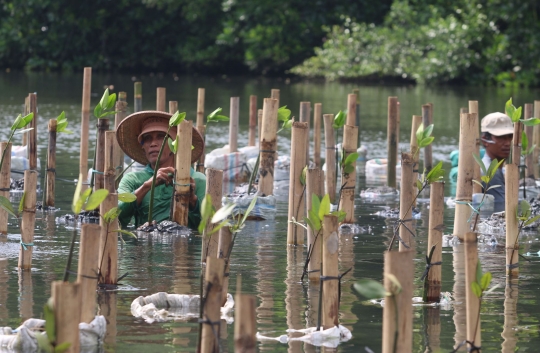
(481, 112, 514, 136)
(116, 111, 204, 165)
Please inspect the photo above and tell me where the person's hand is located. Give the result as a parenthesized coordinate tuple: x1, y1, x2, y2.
(153, 166, 175, 186)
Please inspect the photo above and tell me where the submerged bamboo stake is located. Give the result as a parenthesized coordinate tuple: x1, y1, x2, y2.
(218, 226, 232, 305)
(156, 87, 166, 112)
(173, 120, 192, 225)
(134, 82, 142, 112)
(99, 193, 118, 285)
(196, 88, 206, 173)
(18, 170, 37, 270)
(453, 113, 476, 241)
(52, 281, 81, 353)
(77, 224, 101, 323)
(323, 114, 337, 203)
(80, 67, 92, 190)
(98, 291, 117, 346)
(410, 115, 422, 203)
(399, 153, 415, 251)
(422, 104, 433, 172)
(387, 97, 399, 188)
(104, 131, 116, 193)
(464, 232, 481, 349)
(202, 169, 223, 263)
(201, 257, 225, 353)
(307, 168, 324, 282)
(524, 104, 534, 179)
(28, 93, 38, 170)
(382, 250, 414, 353)
(299, 101, 311, 162)
(339, 125, 358, 223)
(169, 101, 178, 114)
(287, 122, 308, 245)
(501, 279, 518, 353)
(94, 118, 110, 191)
(533, 101, 540, 178)
(234, 293, 256, 353)
(313, 103, 322, 168)
(426, 181, 445, 302)
(0, 142, 11, 234)
(45, 119, 57, 207)
(114, 96, 128, 179)
(505, 163, 519, 276)
(229, 97, 239, 153)
(249, 95, 257, 147)
(321, 214, 339, 329)
(18, 267, 33, 320)
(258, 99, 278, 196)
(424, 307, 441, 352)
(468, 101, 482, 194)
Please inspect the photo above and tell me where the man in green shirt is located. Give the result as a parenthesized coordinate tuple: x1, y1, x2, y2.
(115, 111, 206, 229)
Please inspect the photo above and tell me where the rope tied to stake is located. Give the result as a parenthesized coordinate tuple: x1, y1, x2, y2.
(320, 267, 353, 307)
(20, 241, 34, 251)
(259, 149, 276, 153)
(392, 217, 416, 249)
(506, 263, 519, 269)
(0, 187, 10, 192)
(420, 261, 442, 281)
(46, 168, 56, 173)
(450, 340, 481, 353)
(89, 169, 104, 175)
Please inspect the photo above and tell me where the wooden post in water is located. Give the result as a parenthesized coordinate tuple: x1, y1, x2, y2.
(27, 93, 38, 170)
(45, 119, 57, 207)
(234, 293, 256, 353)
(0, 142, 11, 234)
(80, 67, 92, 191)
(505, 163, 519, 277)
(464, 232, 481, 350)
(347, 94, 356, 126)
(323, 114, 337, 203)
(173, 120, 192, 226)
(410, 115, 422, 203)
(422, 104, 433, 172)
(321, 214, 339, 329)
(313, 103, 322, 168)
(218, 226, 232, 304)
(307, 168, 324, 282)
(229, 97, 239, 153)
(299, 101, 311, 162)
(339, 125, 358, 223)
(169, 101, 178, 114)
(353, 88, 360, 127)
(134, 82, 142, 112)
(398, 153, 415, 251)
(18, 170, 37, 270)
(287, 122, 308, 245)
(201, 257, 225, 353)
(77, 224, 101, 323)
(94, 118, 110, 191)
(249, 95, 257, 147)
(258, 99, 278, 196)
(524, 104, 534, 179)
(453, 113, 476, 241)
(511, 121, 522, 166)
(202, 168, 223, 263)
(533, 101, 540, 178)
(99, 193, 118, 285)
(425, 181, 444, 302)
(104, 131, 116, 193)
(114, 94, 128, 180)
(468, 101, 482, 194)
(196, 88, 206, 173)
(156, 87, 166, 112)
(52, 281, 81, 353)
(382, 250, 414, 353)
(387, 97, 399, 188)
(501, 280, 518, 353)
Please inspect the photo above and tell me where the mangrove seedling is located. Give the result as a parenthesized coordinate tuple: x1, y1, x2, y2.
(415, 123, 434, 159)
(35, 299, 70, 353)
(277, 105, 293, 133)
(93, 88, 117, 119)
(0, 192, 29, 248)
(204, 107, 230, 138)
(0, 112, 34, 172)
(43, 111, 71, 206)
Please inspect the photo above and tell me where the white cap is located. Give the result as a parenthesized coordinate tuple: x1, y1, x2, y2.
(481, 112, 513, 136)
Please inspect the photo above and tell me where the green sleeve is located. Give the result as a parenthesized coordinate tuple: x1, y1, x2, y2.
(188, 171, 207, 230)
(117, 173, 141, 228)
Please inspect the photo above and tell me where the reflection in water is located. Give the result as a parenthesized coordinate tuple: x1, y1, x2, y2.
(0, 258, 7, 322)
(501, 279, 518, 353)
(286, 247, 303, 353)
(18, 269, 33, 321)
(338, 233, 358, 330)
(98, 291, 117, 348)
(452, 243, 466, 349)
(423, 307, 441, 353)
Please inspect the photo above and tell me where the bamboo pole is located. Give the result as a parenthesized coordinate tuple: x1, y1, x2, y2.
(505, 163, 519, 277)
(307, 168, 324, 282)
(422, 104, 433, 172)
(382, 250, 414, 353)
(202, 169, 223, 263)
(399, 153, 415, 251)
(94, 118, 110, 191)
(347, 94, 356, 126)
(387, 97, 399, 188)
(173, 120, 192, 226)
(229, 97, 240, 153)
(285, 247, 303, 352)
(453, 113, 476, 241)
(234, 294, 256, 353)
(423, 307, 441, 353)
(114, 96, 127, 180)
(425, 181, 444, 302)
(104, 131, 116, 193)
(99, 193, 118, 285)
(287, 121, 308, 245)
(169, 101, 178, 114)
(501, 279, 518, 353)
(23, 96, 29, 146)
(533, 101, 540, 178)
(45, 119, 57, 207)
(339, 125, 358, 223)
(156, 87, 166, 112)
(468, 101, 482, 194)
(452, 243, 467, 347)
(249, 95, 257, 147)
(258, 99, 278, 196)
(52, 281, 81, 353)
(18, 170, 37, 270)
(134, 82, 142, 112)
(321, 214, 339, 329)
(464, 232, 481, 350)
(313, 103, 322, 168)
(196, 88, 206, 173)
(18, 269, 33, 320)
(353, 89, 361, 143)
(524, 104, 534, 178)
(299, 101, 311, 162)
(270, 89, 280, 106)
(410, 115, 422, 203)
(323, 114, 337, 203)
(28, 93, 38, 170)
(218, 226, 232, 305)
(0, 142, 11, 234)
(460, 107, 469, 114)
(77, 223, 101, 323)
(511, 121, 522, 166)
(200, 257, 225, 353)
(80, 67, 92, 191)
(97, 291, 117, 346)
(257, 109, 263, 145)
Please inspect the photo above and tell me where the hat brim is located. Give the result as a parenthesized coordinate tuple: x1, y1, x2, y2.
(487, 128, 514, 136)
(116, 111, 204, 165)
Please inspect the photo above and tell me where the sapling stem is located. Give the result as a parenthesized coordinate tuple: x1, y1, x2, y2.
(148, 125, 172, 223)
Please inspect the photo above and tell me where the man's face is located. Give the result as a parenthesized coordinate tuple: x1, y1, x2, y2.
(484, 133, 513, 161)
(140, 131, 173, 166)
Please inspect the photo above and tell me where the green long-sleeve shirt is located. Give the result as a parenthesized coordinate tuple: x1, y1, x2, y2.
(118, 164, 206, 229)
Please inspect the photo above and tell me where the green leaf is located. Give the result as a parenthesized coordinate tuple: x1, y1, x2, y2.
(54, 342, 71, 353)
(519, 200, 531, 219)
(522, 131, 528, 154)
(199, 194, 214, 234)
(118, 193, 136, 203)
(207, 107, 222, 119)
(240, 196, 258, 226)
(94, 105, 102, 119)
(277, 106, 291, 122)
(99, 88, 110, 110)
(480, 272, 492, 291)
(353, 279, 386, 299)
(386, 273, 402, 294)
(308, 209, 321, 231)
(331, 210, 347, 223)
(486, 184, 502, 192)
(472, 180, 484, 188)
(103, 207, 122, 223)
(44, 302, 56, 343)
(473, 153, 486, 175)
(343, 165, 354, 174)
(332, 110, 346, 129)
(84, 189, 109, 211)
(35, 332, 53, 353)
(319, 194, 331, 220)
(169, 111, 186, 126)
(56, 111, 66, 124)
(418, 136, 435, 148)
(212, 115, 230, 121)
(168, 137, 178, 154)
(505, 98, 515, 118)
(114, 229, 138, 239)
(521, 118, 540, 126)
(209, 220, 230, 235)
(211, 203, 235, 223)
(423, 124, 434, 139)
(72, 176, 84, 214)
(476, 260, 483, 284)
(471, 281, 482, 298)
(106, 93, 116, 110)
(311, 194, 321, 217)
(485, 283, 501, 293)
(18, 192, 25, 213)
(20, 113, 34, 128)
(300, 166, 307, 186)
(11, 114, 22, 130)
(512, 106, 522, 123)
(344, 152, 359, 165)
(305, 217, 316, 232)
(524, 214, 540, 226)
(14, 128, 34, 135)
(415, 123, 425, 145)
(0, 195, 16, 218)
(426, 161, 445, 183)
(416, 180, 423, 191)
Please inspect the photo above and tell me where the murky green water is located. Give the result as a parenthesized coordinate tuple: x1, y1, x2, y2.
(1, 72, 540, 352)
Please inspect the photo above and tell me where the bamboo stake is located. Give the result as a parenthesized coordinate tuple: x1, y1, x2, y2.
(387, 97, 399, 188)
(347, 94, 356, 126)
(98, 291, 117, 346)
(399, 153, 415, 251)
(202, 169, 223, 263)
(52, 281, 81, 353)
(104, 131, 116, 193)
(0, 142, 11, 234)
(299, 101, 311, 162)
(339, 125, 358, 223)
(80, 67, 92, 191)
(382, 250, 414, 353)
(94, 118, 110, 191)
(249, 95, 257, 147)
(452, 243, 467, 347)
(134, 82, 142, 112)
(501, 279, 518, 353)
(156, 87, 166, 112)
(23, 96, 29, 146)
(287, 122, 308, 245)
(258, 99, 278, 196)
(196, 88, 206, 173)
(464, 232, 481, 349)
(321, 214, 339, 329)
(285, 247, 303, 352)
(533, 101, 540, 178)
(270, 89, 280, 106)
(257, 109, 263, 145)
(169, 101, 178, 114)
(114, 96, 127, 180)
(218, 226, 232, 305)
(18, 269, 33, 320)
(307, 168, 324, 282)
(313, 103, 322, 168)
(511, 121, 523, 166)
(200, 257, 225, 353)
(460, 107, 469, 114)
(18, 170, 37, 270)
(453, 113, 476, 241)
(234, 294, 256, 353)
(77, 224, 101, 323)
(229, 97, 239, 153)
(426, 181, 444, 302)
(524, 104, 534, 179)
(505, 163, 519, 277)
(173, 120, 192, 225)
(410, 115, 422, 203)
(99, 193, 118, 285)
(422, 104, 433, 172)
(468, 101, 482, 194)
(323, 114, 337, 203)
(27, 93, 38, 170)
(45, 119, 57, 207)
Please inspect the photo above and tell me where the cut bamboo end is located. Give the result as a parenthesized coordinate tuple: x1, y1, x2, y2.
(321, 215, 339, 329)
(99, 193, 119, 285)
(248, 95, 257, 147)
(234, 294, 257, 353)
(270, 89, 280, 106)
(258, 99, 278, 196)
(0, 142, 11, 234)
(464, 232, 481, 348)
(287, 122, 308, 245)
(201, 257, 225, 353)
(505, 164, 519, 277)
(229, 97, 240, 153)
(173, 120, 193, 226)
(134, 82, 142, 112)
(338, 125, 358, 224)
(18, 170, 38, 270)
(323, 114, 337, 203)
(387, 97, 399, 188)
(78, 224, 101, 323)
(156, 87, 166, 112)
(313, 103, 322, 168)
(426, 181, 444, 302)
(399, 153, 415, 251)
(53, 280, 81, 353)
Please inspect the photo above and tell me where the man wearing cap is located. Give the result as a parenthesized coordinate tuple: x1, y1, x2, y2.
(115, 111, 206, 229)
(480, 112, 514, 206)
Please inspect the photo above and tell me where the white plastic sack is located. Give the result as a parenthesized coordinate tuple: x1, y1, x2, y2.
(223, 194, 277, 220)
(365, 158, 401, 179)
(10, 156, 41, 180)
(257, 325, 352, 348)
(205, 151, 247, 171)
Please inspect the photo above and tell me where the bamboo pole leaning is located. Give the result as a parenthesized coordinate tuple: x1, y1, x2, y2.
(287, 122, 308, 245)
(422, 103, 433, 172)
(196, 88, 206, 173)
(77, 224, 101, 323)
(306, 168, 324, 282)
(464, 232, 481, 350)
(172, 120, 192, 226)
(258, 99, 278, 196)
(387, 97, 399, 188)
(200, 257, 225, 353)
(313, 103, 322, 168)
(0, 142, 11, 235)
(425, 181, 444, 302)
(230, 97, 240, 153)
(249, 95, 257, 147)
(52, 280, 81, 353)
(398, 153, 415, 251)
(18, 170, 38, 270)
(80, 67, 92, 191)
(338, 125, 358, 223)
(45, 119, 57, 207)
(156, 87, 166, 112)
(533, 101, 540, 178)
(99, 193, 118, 285)
(323, 114, 337, 203)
